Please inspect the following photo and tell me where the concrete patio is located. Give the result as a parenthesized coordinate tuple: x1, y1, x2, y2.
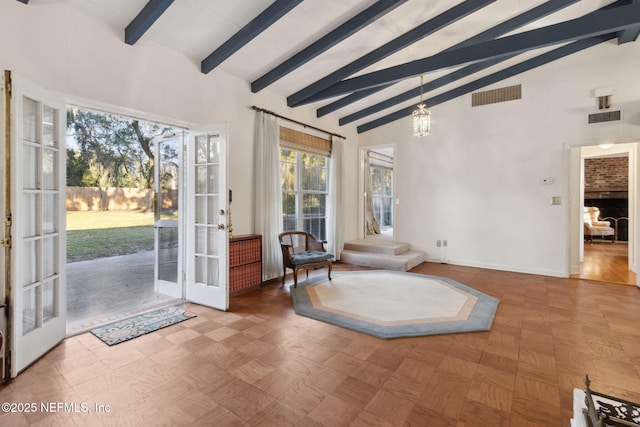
(66, 250, 183, 335)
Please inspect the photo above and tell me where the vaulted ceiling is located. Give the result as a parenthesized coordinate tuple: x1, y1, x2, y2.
(18, 0, 640, 133)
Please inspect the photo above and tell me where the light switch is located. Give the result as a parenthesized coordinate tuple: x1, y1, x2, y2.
(551, 196, 561, 205)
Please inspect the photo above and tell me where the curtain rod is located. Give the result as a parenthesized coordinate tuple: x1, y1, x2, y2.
(251, 105, 345, 140)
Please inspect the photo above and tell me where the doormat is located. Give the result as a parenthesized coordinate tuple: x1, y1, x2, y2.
(90, 305, 196, 346)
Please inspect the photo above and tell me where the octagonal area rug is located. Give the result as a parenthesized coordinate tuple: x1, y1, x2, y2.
(290, 271, 499, 339)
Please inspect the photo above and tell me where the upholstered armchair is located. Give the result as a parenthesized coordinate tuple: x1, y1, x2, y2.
(583, 207, 615, 243)
(279, 231, 334, 287)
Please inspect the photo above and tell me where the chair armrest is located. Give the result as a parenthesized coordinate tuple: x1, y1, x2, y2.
(280, 244, 294, 264)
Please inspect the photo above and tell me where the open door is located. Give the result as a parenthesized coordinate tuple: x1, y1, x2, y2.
(153, 132, 185, 299)
(186, 124, 228, 310)
(8, 72, 66, 377)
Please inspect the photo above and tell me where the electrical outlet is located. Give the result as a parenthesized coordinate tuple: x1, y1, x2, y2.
(443, 240, 447, 247)
(437, 240, 441, 247)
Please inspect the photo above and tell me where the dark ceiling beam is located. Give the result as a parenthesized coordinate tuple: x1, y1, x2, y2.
(286, 0, 497, 107)
(251, 0, 408, 93)
(125, 0, 174, 45)
(618, 0, 640, 43)
(313, 3, 640, 101)
(16, 0, 28, 3)
(356, 34, 616, 134)
(318, 0, 580, 118)
(201, 0, 303, 74)
(339, 57, 510, 125)
(618, 26, 640, 43)
(339, 0, 624, 125)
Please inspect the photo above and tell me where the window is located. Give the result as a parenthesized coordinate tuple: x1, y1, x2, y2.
(370, 165, 393, 229)
(281, 149, 329, 240)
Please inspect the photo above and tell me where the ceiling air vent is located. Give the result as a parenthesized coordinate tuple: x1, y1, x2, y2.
(472, 84, 521, 107)
(588, 110, 621, 124)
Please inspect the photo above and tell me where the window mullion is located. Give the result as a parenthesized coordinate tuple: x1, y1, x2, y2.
(296, 152, 303, 232)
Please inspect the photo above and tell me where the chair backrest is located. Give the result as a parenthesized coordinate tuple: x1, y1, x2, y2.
(584, 206, 605, 226)
(279, 231, 308, 253)
(583, 207, 594, 226)
(279, 231, 322, 253)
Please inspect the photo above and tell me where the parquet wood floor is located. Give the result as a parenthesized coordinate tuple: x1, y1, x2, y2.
(1, 262, 640, 426)
(574, 242, 636, 285)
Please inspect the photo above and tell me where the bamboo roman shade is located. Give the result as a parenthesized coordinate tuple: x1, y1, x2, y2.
(280, 126, 331, 157)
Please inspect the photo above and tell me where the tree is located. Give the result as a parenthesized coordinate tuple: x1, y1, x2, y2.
(66, 108, 168, 189)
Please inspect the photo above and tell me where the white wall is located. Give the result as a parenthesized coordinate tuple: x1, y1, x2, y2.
(361, 40, 640, 277)
(0, 1, 361, 242)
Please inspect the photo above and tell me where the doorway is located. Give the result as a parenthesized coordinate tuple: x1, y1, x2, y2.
(359, 145, 395, 241)
(570, 143, 637, 286)
(4, 71, 230, 377)
(65, 107, 185, 334)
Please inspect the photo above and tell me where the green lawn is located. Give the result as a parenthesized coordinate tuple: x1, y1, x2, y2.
(66, 210, 154, 262)
(66, 210, 154, 230)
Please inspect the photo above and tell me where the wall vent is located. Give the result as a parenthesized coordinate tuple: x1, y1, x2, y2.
(471, 84, 521, 107)
(588, 110, 621, 124)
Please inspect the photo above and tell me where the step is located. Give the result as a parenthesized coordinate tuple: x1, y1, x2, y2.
(343, 239, 410, 256)
(340, 249, 425, 272)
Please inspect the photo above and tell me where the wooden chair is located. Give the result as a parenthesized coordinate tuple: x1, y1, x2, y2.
(279, 231, 334, 287)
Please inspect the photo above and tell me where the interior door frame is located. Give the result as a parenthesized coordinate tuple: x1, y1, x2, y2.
(568, 141, 638, 286)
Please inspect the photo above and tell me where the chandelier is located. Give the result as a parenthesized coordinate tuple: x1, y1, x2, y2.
(412, 74, 431, 137)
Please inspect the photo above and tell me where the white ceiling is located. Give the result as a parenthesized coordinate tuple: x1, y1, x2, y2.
(61, 0, 617, 127)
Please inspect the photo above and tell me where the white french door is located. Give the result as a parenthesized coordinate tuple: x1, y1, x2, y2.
(186, 124, 229, 310)
(9, 72, 66, 377)
(153, 132, 185, 299)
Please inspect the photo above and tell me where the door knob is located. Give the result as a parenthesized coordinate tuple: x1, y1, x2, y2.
(219, 209, 225, 215)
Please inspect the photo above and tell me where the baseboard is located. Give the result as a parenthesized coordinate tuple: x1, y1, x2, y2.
(424, 256, 566, 278)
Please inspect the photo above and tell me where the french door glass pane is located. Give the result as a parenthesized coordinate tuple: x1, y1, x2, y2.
(23, 146, 38, 189)
(207, 196, 218, 224)
(207, 257, 219, 286)
(23, 288, 37, 335)
(42, 148, 57, 190)
(208, 138, 219, 162)
(24, 194, 39, 237)
(207, 228, 219, 256)
(42, 105, 57, 147)
(208, 165, 219, 193)
(23, 241, 39, 286)
(196, 165, 207, 193)
(42, 280, 56, 324)
(158, 227, 178, 282)
(42, 237, 56, 278)
(196, 135, 207, 164)
(23, 97, 37, 143)
(195, 256, 206, 283)
(196, 226, 206, 254)
(42, 194, 56, 234)
(196, 196, 205, 224)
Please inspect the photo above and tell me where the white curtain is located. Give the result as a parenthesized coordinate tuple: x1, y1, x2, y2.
(364, 151, 381, 235)
(253, 111, 282, 281)
(327, 136, 344, 260)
